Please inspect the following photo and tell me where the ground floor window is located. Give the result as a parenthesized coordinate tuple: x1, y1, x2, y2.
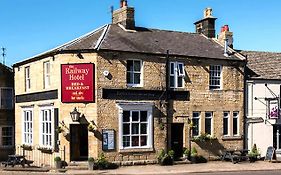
(40, 107, 54, 148)
(118, 103, 153, 149)
(0, 126, 13, 147)
(192, 112, 200, 137)
(22, 109, 33, 145)
(205, 112, 213, 135)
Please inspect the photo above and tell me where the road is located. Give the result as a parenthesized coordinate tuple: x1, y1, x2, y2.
(187, 170, 281, 175)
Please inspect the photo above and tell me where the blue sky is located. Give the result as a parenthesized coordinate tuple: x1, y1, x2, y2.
(1, 0, 281, 67)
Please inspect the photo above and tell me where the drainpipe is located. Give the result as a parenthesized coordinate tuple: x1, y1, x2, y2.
(243, 56, 248, 149)
(166, 50, 170, 152)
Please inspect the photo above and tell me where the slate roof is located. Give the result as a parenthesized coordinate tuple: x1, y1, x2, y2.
(240, 51, 281, 80)
(14, 24, 245, 66)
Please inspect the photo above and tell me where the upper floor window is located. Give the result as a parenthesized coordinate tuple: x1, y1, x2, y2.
(126, 60, 142, 87)
(233, 111, 239, 136)
(0, 88, 13, 109)
(43, 61, 50, 88)
(22, 109, 33, 145)
(205, 112, 213, 135)
(25, 66, 31, 91)
(192, 112, 200, 137)
(209, 65, 222, 90)
(170, 62, 185, 88)
(223, 111, 230, 136)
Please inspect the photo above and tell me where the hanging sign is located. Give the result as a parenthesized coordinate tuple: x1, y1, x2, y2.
(102, 129, 115, 151)
(61, 63, 95, 103)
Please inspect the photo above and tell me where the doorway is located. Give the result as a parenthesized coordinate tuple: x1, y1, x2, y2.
(70, 124, 88, 161)
(273, 125, 281, 151)
(171, 123, 184, 160)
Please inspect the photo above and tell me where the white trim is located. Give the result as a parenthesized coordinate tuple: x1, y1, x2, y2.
(170, 61, 185, 88)
(117, 103, 153, 150)
(205, 112, 213, 136)
(126, 59, 143, 87)
(39, 106, 55, 149)
(233, 111, 239, 136)
(209, 65, 222, 90)
(192, 112, 201, 137)
(43, 61, 51, 89)
(94, 24, 110, 50)
(22, 107, 34, 145)
(223, 111, 230, 136)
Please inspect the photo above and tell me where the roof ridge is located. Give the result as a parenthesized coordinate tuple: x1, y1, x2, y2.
(241, 50, 281, 54)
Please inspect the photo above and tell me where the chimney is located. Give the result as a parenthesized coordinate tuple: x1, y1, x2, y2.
(112, 0, 135, 30)
(218, 25, 234, 48)
(194, 8, 217, 38)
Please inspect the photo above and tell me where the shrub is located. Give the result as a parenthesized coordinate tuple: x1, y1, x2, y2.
(157, 149, 165, 163)
(160, 154, 173, 165)
(191, 147, 198, 157)
(183, 149, 190, 155)
(54, 156, 61, 162)
(168, 150, 175, 158)
(93, 153, 118, 170)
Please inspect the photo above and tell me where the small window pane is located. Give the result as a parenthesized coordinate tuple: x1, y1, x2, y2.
(123, 124, 130, 135)
(134, 61, 141, 71)
(132, 111, 139, 121)
(123, 136, 130, 147)
(140, 111, 147, 122)
(123, 111, 130, 122)
(127, 60, 133, 71)
(127, 72, 133, 84)
(141, 136, 147, 146)
(134, 73, 141, 84)
(141, 124, 147, 134)
(132, 123, 139, 134)
(170, 76, 175, 87)
(132, 136, 139, 146)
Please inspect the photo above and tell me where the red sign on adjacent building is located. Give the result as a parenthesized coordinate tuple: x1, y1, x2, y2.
(61, 63, 95, 103)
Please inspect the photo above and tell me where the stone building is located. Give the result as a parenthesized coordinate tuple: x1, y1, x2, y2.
(13, 1, 246, 166)
(0, 63, 14, 161)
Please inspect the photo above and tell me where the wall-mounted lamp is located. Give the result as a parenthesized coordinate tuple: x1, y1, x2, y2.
(70, 107, 81, 122)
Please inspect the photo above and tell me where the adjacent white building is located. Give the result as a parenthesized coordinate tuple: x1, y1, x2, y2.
(242, 51, 281, 157)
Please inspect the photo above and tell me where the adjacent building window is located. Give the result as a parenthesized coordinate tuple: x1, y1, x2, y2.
(23, 109, 33, 145)
(170, 62, 185, 88)
(233, 111, 239, 135)
(209, 65, 222, 90)
(223, 112, 230, 136)
(127, 60, 142, 87)
(0, 88, 13, 109)
(205, 112, 213, 135)
(25, 66, 31, 91)
(192, 112, 200, 137)
(118, 103, 153, 149)
(43, 61, 50, 88)
(40, 107, 53, 148)
(1, 126, 13, 147)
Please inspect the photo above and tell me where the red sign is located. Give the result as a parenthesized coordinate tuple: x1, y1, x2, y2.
(61, 63, 95, 103)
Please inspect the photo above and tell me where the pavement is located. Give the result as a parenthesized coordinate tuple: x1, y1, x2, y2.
(1, 161, 281, 175)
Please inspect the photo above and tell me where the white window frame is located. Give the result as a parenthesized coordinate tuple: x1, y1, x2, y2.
(25, 66, 31, 91)
(126, 60, 143, 87)
(209, 65, 222, 90)
(0, 87, 13, 109)
(205, 112, 213, 135)
(22, 108, 33, 145)
(233, 111, 239, 136)
(43, 61, 51, 89)
(117, 103, 153, 150)
(192, 112, 201, 137)
(0, 126, 14, 147)
(223, 111, 230, 136)
(39, 106, 54, 149)
(170, 62, 185, 88)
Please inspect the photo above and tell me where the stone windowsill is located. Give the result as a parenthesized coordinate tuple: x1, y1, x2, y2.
(222, 136, 243, 141)
(119, 147, 154, 153)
